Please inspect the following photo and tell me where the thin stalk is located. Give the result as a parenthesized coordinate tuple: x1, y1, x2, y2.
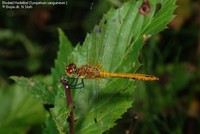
(60, 76, 74, 134)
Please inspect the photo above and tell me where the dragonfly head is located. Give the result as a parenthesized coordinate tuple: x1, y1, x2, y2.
(65, 63, 77, 77)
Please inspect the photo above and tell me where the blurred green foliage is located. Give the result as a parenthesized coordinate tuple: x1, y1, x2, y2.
(0, 0, 199, 134)
(0, 84, 46, 134)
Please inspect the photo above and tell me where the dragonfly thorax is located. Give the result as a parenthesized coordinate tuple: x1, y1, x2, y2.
(65, 63, 102, 79)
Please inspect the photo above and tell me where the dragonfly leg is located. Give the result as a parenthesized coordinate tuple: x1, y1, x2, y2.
(69, 78, 78, 86)
(73, 79, 84, 89)
(68, 78, 84, 89)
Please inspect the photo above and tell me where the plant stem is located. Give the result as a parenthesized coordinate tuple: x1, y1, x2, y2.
(60, 76, 74, 134)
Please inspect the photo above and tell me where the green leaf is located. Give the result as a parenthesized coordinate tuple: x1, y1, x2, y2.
(0, 84, 46, 134)
(10, 76, 55, 104)
(51, 0, 176, 133)
(51, 28, 74, 92)
(43, 114, 59, 134)
(50, 29, 75, 134)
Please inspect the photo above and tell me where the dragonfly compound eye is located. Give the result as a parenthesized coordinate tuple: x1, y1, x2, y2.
(65, 63, 77, 76)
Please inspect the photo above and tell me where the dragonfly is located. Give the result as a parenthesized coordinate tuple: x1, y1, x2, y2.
(65, 63, 159, 87)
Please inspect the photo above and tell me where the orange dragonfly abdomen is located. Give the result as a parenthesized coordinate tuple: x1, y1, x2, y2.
(100, 71, 159, 81)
